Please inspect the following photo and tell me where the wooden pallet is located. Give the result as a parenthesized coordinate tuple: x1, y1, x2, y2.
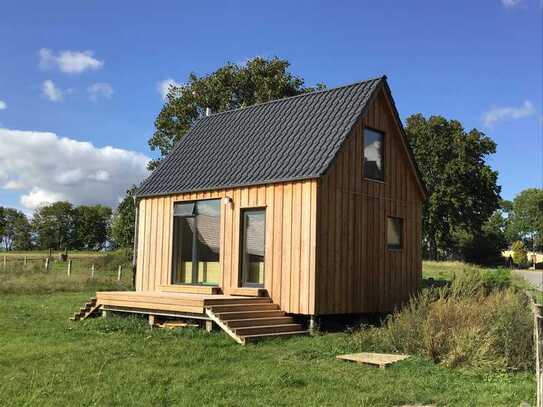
(336, 352, 409, 368)
(205, 300, 309, 344)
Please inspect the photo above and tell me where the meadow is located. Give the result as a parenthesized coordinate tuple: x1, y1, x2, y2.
(0, 255, 536, 406)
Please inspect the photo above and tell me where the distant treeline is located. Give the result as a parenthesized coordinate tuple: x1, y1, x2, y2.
(0, 187, 136, 252)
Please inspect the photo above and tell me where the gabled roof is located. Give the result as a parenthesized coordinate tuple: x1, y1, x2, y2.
(137, 76, 424, 198)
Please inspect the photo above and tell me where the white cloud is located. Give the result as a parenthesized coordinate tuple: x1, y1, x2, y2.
(501, 0, 521, 6)
(482, 100, 535, 127)
(157, 78, 181, 100)
(42, 80, 64, 102)
(87, 82, 113, 101)
(0, 100, 6, 110)
(0, 128, 150, 210)
(39, 48, 104, 74)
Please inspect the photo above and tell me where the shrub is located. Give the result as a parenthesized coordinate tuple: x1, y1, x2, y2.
(512, 241, 529, 267)
(351, 273, 533, 372)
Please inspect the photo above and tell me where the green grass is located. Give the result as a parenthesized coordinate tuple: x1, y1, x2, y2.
(0, 260, 535, 406)
(0, 292, 535, 407)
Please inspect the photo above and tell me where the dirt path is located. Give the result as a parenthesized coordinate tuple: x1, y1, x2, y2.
(513, 270, 543, 290)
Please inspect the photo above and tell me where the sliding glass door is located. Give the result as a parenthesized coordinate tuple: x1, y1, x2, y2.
(171, 200, 220, 286)
(240, 208, 266, 287)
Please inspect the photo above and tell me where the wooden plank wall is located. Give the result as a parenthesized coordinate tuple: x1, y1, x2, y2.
(134, 180, 318, 315)
(315, 88, 424, 315)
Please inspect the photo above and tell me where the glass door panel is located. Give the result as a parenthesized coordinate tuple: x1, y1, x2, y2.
(240, 209, 265, 287)
(171, 199, 220, 286)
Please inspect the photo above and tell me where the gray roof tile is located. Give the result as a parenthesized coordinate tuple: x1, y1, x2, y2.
(137, 76, 385, 197)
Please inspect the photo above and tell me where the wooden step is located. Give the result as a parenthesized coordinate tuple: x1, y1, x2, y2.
(203, 297, 272, 306)
(226, 316, 294, 328)
(208, 303, 279, 313)
(215, 310, 286, 320)
(241, 330, 310, 344)
(234, 324, 303, 337)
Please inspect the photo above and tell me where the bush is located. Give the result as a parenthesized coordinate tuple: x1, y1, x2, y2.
(351, 271, 533, 372)
(511, 241, 529, 267)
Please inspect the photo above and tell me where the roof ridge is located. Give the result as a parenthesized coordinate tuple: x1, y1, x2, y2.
(200, 75, 387, 119)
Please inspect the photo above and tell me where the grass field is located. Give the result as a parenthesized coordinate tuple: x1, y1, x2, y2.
(0, 260, 536, 406)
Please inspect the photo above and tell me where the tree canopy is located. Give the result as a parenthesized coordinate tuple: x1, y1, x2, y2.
(149, 57, 325, 169)
(1, 208, 31, 251)
(506, 188, 543, 250)
(110, 186, 137, 249)
(405, 114, 501, 260)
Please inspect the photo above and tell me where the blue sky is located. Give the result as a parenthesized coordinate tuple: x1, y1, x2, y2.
(0, 0, 541, 212)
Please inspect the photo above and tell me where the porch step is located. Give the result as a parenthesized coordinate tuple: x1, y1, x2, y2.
(207, 303, 279, 313)
(242, 330, 310, 344)
(70, 297, 101, 321)
(233, 323, 304, 337)
(203, 297, 272, 306)
(215, 310, 286, 320)
(226, 316, 294, 328)
(205, 299, 308, 345)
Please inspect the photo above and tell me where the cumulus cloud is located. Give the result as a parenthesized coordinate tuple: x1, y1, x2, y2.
(87, 82, 113, 101)
(157, 78, 181, 100)
(482, 100, 535, 127)
(0, 100, 6, 110)
(0, 128, 150, 210)
(39, 48, 104, 74)
(42, 80, 64, 102)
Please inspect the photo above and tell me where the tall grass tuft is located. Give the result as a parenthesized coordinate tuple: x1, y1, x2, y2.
(352, 268, 534, 372)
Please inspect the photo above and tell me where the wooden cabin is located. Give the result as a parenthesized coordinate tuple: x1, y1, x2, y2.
(87, 76, 426, 343)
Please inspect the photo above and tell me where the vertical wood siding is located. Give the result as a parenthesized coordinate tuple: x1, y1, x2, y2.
(315, 88, 424, 314)
(135, 180, 318, 315)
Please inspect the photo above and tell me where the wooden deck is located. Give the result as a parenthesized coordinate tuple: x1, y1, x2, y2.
(96, 291, 271, 318)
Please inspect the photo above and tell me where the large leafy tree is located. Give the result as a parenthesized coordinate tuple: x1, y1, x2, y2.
(149, 57, 324, 169)
(110, 186, 137, 249)
(506, 188, 543, 251)
(1, 208, 31, 250)
(73, 205, 112, 250)
(405, 114, 501, 260)
(32, 202, 77, 250)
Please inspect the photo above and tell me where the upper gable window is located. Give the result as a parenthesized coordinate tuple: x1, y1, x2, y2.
(363, 128, 385, 181)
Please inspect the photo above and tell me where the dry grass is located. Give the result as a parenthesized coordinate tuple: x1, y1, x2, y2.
(353, 266, 534, 372)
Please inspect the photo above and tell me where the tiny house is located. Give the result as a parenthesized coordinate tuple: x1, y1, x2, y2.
(88, 76, 426, 343)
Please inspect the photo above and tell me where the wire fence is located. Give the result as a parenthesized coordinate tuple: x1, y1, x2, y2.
(0, 254, 129, 282)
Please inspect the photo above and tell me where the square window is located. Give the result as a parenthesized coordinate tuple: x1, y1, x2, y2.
(364, 128, 385, 181)
(387, 217, 403, 250)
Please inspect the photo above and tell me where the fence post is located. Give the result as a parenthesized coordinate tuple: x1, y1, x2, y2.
(24, 256, 27, 267)
(91, 264, 95, 279)
(45, 257, 50, 271)
(67, 260, 72, 276)
(117, 265, 122, 281)
(530, 296, 543, 407)
(3, 255, 6, 268)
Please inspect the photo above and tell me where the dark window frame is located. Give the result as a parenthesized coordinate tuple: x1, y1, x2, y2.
(239, 207, 266, 288)
(363, 126, 386, 183)
(171, 198, 221, 286)
(387, 216, 403, 251)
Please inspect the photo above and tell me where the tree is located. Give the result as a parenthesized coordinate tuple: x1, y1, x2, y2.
(405, 114, 501, 260)
(456, 210, 508, 265)
(32, 202, 77, 250)
(0, 207, 5, 244)
(506, 188, 543, 251)
(1, 208, 31, 250)
(511, 240, 528, 267)
(74, 205, 112, 250)
(110, 186, 137, 249)
(149, 57, 325, 169)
